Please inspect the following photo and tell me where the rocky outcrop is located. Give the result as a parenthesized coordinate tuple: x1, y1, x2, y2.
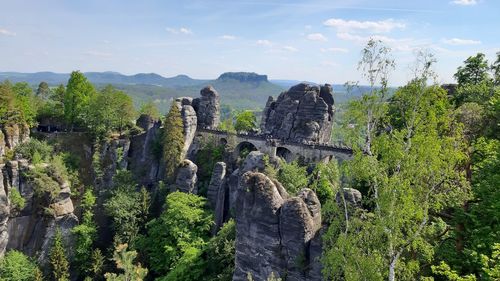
(128, 114, 162, 186)
(175, 98, 198, 159)
(207, 162, 227, 233)
(233, 170, 323, 281)
(0, 123, 30, 157)
(174, 159, 198, 194)
(261, 83, 335, 143)
(0, 160, 77, 260)
(94, 138, 130, 191)
(192, 86, 220, 129)
(336, 188, 362, 208)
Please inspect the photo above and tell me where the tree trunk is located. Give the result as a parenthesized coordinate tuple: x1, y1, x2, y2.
(388, 255, 398, 281)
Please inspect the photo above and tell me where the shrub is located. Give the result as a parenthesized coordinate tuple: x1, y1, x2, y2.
(14, 139, 53, 161)
(0, 250, 40, 281)
(8, 189, 25, 210)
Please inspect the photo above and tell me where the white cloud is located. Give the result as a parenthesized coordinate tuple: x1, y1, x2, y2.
(179, 27, 192, 34)
(220, 35, 236, 40)
(256, 39, 273, 46)
(166, 27, 192, 35)
(306, 33, 328, 42)
(336, 32, 421, 52)
(83, 51, 112, 57)
(450, 0, 477, 6)
(0, 28, 16, 36)
(442, 38, 481, 45)
(323, 18, 405, 33)
(282, 46, 298, 52)
(320, 47, 349, 53)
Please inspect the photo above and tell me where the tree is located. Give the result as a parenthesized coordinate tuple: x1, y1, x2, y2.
(0, 250, 40, 281)
(49, 229, 70, 281)
(276, 160, 309, 195)
(492, 52, 500, 86)
(64, 71, 94, 130)
(322, 48, 469, 281)
(104, 170, 148, 247)
(234, 110, 257, 132)
(454, 53, 491, 86)
(139, 101, 160, 120)
(140, 191, 213, 277)
(162, 103, 185, 181)
(104, 244, 148, 281)
(71, 188, 98, 278)
(36, 81, 51, 99)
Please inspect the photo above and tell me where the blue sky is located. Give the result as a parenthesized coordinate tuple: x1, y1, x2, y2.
(0, 0, 498, 85)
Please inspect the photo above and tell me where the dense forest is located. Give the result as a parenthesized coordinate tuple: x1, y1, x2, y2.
(0, 39, 498, 281)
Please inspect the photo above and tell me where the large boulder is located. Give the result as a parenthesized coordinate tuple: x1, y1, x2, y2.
(261, 83, 335, 143)
(232, 169, 323, 281)
(192, 86, 220, 129)
(174, 159, 198, 194)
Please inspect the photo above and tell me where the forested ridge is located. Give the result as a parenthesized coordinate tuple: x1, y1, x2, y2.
(0, 40, 498, 281)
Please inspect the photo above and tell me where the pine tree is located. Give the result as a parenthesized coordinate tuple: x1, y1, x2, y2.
(49, 229, 70, 281)
(163, 103, 185, 181)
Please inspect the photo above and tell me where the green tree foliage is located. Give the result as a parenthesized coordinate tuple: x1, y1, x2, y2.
(162, 104, 185, 181)
(84, 85, 136, 138)
(0, 81, 37, 127)
(0, 250, 40, 281)
(276, 160, 309, 195)
(49, 229, 70, 281)
(14, 138, 53, 162)
(36, 81, 51, 99)
(139, 101, 160, 120)
(194, 137, 225, 195)
(104, 170, 150, 247)
(140, 191, 213, 277)
(64, 71, 95, 129)
(454, 53, 491, 86)
(201, 219, 236, 281)
(309, 160, 340, 206)
(104, 244, 148, 281)
(8, 189, 25, 210)
(322, 46, 469, 281)
(492, 52, 500, 86)
(71, 188, 98, 278)
(234, 110, 257, 132)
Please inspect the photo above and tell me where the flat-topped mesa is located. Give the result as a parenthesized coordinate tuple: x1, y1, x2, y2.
(192, 85, 221, 129)
(216, 72, 268, 83)
(261, 83, 335, 144)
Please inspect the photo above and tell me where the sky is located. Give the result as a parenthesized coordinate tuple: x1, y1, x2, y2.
(0, 0, 498, 85)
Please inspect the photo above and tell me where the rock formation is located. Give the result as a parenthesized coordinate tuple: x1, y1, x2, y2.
(261, 83, 335, 143)
(0, 123, 30, 157)
(207, 162, 227, 233)
(192, 86, 220, 129)
(336, 187, 362, 208)
(174, 98, 198, 159)
(233, 170, 323, 281)
(174, 159, 198, 194)
(0, 160, 77, 261)
(128, 114, 163, 186)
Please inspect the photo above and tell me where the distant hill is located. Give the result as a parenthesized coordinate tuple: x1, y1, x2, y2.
(0, 71, 372, 113)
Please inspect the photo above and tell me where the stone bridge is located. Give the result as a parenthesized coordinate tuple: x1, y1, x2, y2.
(196, 128, 353, 163)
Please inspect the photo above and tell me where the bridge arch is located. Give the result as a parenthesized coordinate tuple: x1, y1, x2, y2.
(276, 146, 294, 162)
(234, 141, 258, 159)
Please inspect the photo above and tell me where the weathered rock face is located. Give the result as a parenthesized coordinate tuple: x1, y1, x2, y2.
(128, 114, 162, 186)
(174, 159, 198, 194)
(233, 170, 323, 281)
(192, 86, 220, 129)
(207, 162, 227, 233)
(0, 123, 30, 157)
(336, 187, 362, 208)
(0, 160, 77, 260)
(175, 98, 198, 159)
(261, 83, 335, 143)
